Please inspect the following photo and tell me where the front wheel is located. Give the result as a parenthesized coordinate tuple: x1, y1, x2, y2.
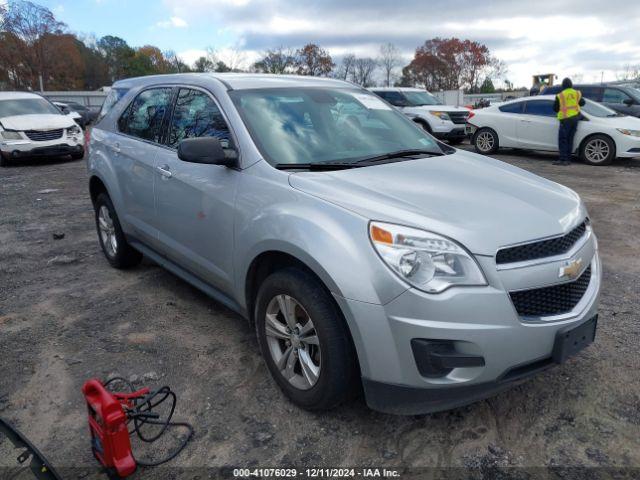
(580, 135, 615, 165)
(473, 128, 499, 154)
(94, 193, 142, 269)
(255, 268, 358, 410)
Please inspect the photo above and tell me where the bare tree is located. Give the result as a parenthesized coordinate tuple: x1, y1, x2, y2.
(352, 57, 377, 87)
(335, 53, 356, 81)
(295, 43, 334, 76)
(378, 43, 400, 87)
(617, 64, 640, 81)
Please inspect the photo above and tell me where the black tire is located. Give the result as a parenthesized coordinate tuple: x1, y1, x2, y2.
(580, 134, 615, 166)
(473, 127, 499, 154)
(94, 193, 142, 269)
(255, 267, 358, 410)
(71, 150, 84, 160)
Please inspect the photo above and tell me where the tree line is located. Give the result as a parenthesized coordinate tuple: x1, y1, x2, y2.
(0, 0, 509, 93)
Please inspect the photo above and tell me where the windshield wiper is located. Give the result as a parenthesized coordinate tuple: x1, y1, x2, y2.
(355, 149, 443, 164)
(275, 162, 360, 171)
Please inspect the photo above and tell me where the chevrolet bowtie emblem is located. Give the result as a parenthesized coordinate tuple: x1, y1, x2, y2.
(559, 258, 583, 279)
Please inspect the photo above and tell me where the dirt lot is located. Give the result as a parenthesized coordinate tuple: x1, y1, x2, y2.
(1, 149, 640, 478)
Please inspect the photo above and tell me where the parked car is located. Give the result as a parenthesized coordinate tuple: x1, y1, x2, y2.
(540, 84, 640, 118)
(0, 92, 85, 167)
(467, 95, 640, 165)
(88, 74, 600, 414)
(370, 87, 470, 144)
(52, 101, 85, 129)
(52, 100, 97, 128)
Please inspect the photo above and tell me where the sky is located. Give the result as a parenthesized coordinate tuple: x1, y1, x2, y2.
(34, 0, 640, 88)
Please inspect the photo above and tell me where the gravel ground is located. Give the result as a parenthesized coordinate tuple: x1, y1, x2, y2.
(1, 148, 639, 479)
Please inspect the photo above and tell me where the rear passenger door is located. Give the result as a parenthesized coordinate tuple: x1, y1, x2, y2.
(114, 87, 173, 246)
(153, 87, 240, 293)
(516, 100, 558, 151)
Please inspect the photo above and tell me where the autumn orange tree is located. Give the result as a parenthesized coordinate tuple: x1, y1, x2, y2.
(400, 38, 499, 93)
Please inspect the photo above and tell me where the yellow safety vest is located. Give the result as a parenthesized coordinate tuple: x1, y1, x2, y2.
(557, 88, 582, 120)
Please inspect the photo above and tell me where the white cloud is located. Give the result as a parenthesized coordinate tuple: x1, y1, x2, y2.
(156, 16, 188, 28)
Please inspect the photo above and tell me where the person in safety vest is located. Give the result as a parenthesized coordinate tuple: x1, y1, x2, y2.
(553, 78, 585, 165)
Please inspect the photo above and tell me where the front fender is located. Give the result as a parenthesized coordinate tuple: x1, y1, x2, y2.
(232, 168, 409, 309)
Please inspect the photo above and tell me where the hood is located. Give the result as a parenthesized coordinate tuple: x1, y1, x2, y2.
(587, 114, 640, 129)
(289, 150, 585, 256)
(0, 114, 75, 131)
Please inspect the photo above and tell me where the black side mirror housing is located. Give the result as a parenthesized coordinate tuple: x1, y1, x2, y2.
(177, 137, 237, 167)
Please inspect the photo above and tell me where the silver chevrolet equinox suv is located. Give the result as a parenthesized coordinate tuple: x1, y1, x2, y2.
(88, 74, 601, 414)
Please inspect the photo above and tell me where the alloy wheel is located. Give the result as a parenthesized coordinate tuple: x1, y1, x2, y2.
(98, 205, 118, 258)
(264, 294, 321, 390)
(476, 131, 495, 152)
(584, 139, 610, 164)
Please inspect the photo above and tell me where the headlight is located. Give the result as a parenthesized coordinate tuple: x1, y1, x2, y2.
(429, 111, 451, 121)
(1, 131, 22, 140)
(369, 222, 486, 293)
(67, 125, 82, 135)
(616, 128, 640, 137)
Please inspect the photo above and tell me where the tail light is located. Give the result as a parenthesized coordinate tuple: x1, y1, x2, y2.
(467, 111, 475, 120)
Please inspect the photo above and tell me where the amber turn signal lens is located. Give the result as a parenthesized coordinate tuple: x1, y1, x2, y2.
(371, 225, 393, 244)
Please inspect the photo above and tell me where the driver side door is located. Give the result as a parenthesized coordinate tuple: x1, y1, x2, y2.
(153, 87, 240, 293)
(515, 99, 559, 151)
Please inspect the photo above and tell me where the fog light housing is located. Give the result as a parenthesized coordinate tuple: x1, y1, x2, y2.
(411, 339, 485, 378)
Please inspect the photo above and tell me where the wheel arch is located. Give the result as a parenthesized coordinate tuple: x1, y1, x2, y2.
(89, 175, 109, 206)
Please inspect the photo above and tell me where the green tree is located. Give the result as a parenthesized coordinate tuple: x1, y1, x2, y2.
(193, 56, 215, 72)
(97, 35, 135, 82)
(480, 77, 495, 93)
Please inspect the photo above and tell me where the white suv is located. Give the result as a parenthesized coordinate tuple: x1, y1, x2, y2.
(0, 92, 85, 167)
(370, 87, 470, 144)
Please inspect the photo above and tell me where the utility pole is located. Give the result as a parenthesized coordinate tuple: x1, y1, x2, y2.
(39, 74, 44, 92)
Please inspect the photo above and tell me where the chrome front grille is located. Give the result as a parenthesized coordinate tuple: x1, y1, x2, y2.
(448, 112, 469, 125)
(509, 266, 592, 317)
(496, 221, 588, 265)
(25, 129, 64, 141)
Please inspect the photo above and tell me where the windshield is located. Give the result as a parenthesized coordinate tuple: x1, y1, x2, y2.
(582, 99, 619, 118)
(230, 87, 443, 166)
(403, 90, 442, 106)
(0, 98, 61, 117)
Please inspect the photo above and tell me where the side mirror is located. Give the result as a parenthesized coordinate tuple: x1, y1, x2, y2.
(177, 137, 237, 167)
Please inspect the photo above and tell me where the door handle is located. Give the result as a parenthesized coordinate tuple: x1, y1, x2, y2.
(156, 165, 172, 178)
(112, 142, 121, 153)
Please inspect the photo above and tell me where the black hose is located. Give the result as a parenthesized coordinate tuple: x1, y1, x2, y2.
(103, 377, 194, 467)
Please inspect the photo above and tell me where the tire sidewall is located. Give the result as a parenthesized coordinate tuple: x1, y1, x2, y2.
(581, 135, 615, 165)
(94, 193, 131, 267)
(254, 268, 355, 409)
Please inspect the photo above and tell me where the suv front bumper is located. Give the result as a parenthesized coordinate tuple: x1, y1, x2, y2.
(334, 249, 601, 415)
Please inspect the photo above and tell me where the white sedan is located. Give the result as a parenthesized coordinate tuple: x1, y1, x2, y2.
(466, 95, 640, 165)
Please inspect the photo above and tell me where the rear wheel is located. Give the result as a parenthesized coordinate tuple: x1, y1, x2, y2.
(580, 135, 615, 166)
(473, 128, 499, 154)
(255, 268, 358, 410)
(94, 193, 142, 269)
(0, 152, 10, 167)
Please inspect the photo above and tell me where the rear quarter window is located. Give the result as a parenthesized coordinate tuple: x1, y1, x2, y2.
(499, 102, 524, 114)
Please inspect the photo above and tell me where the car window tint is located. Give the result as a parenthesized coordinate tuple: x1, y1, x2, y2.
(603, 88, 630, 104)
(118, 88, 172, 143)
(166, 88, 232, 149)
(524, 100, 555, 117)
(374, 91, 405, 106)
(579, 87, 601, 101)
(498, 102, 523, 113)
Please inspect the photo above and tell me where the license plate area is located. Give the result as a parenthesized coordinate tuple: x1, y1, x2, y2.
(553, 315, 597, 363)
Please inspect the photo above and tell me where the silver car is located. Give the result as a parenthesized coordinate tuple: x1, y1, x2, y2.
(87, 74, 601, 414)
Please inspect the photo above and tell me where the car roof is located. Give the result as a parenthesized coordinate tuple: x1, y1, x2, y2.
(0, 91, 44, 101)
(112, 73, 356, 91)
(369, 87, 426, 92)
